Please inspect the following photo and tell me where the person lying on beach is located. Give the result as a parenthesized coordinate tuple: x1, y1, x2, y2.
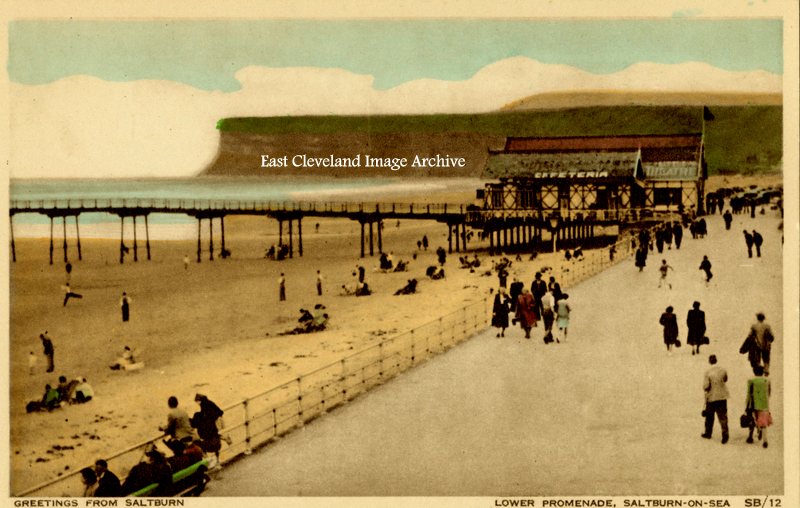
(109, 346, 143, 370)
(394, 279, 418, 295)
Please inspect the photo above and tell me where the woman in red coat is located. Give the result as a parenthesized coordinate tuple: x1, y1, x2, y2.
(515, 288, 538, 339)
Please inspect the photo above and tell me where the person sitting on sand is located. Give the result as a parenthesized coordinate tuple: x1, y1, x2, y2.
(355, 281, 372, 296)
(72, 378, 94, 403)
(393, 260, 407, 272)
(26, 384, 61, 412)
(394, 279, 418, 295)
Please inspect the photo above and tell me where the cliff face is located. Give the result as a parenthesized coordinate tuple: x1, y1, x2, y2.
(200, 104, 782, 177)
(202, 131, 506, 178)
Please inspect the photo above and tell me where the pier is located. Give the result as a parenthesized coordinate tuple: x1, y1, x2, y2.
(9, 197, 669, 263)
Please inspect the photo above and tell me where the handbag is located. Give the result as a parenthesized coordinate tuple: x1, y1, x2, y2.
(701, 336, 710, 345)
(674, 339, 681, 348)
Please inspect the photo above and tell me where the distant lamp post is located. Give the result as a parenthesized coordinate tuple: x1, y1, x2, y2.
(549, 215, 560, 253)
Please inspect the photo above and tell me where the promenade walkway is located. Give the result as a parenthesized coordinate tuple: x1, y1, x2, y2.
(205, 212, 786, 496)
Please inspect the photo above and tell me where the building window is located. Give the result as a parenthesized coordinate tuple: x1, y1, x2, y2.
(653, 187, 681, 207)
(491, 189, 503, 209)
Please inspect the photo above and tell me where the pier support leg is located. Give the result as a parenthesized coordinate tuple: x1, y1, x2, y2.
(377, 220, 382, 254)
(49, 217, 54, 265)
(196, 218, 201, 263)
(133, 216, 138, 262)
(119, 217, 125, 264)
(368, 221, 374, 257)
(220, 216, 226, 258)
(278, 220, 283, 248)
(288, 219, 293, 259)
(297, 218, 303, 257)
(448, 224, 453, 253)
(62, 217, 68, 263)
(144, 215, 150, 261)
(75, 216, 82, 261)
(360, 221, 365, 258)
(488, 228, 494, 255)
(209, 217, 214, 261)
(10, 216, 16, 262)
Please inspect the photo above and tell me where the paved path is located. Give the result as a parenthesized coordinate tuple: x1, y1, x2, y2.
(206, 212, 785, 496)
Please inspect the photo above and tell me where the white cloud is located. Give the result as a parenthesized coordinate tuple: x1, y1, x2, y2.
(9, 58, 782, 178)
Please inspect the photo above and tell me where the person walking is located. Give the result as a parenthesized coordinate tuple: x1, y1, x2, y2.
(62, 283, 83, 306)
(702, 355, 730, 444)
(742, 313, 775, 375)
(316, 270, 323, 296)
(491, 289, 511, 338)
(555, 294, 571, 343)
(745, 365, 771, 448)
(540, 288, 556, 341)
(278, 273, 286, 301)
(686, 301, 707, 356)
(515, 288, 538, 339)
(120, 292, 131, 322)
(40, 332, 55, 372)
(508, 277, 524, 314)
(658, 260, 674, 289)
(190, 393, 225, 467)
(723, 210, 733, 230)
(659, 306, 679, 353)
(635, 246, 647, 272)
(743, 230, 754, 258)
(699, 255, 713, 284)
(547, 276, 562, 305)
(530, 272, 547, 317)
(673, 222, 683, 249)
(752, 230, 763, 257)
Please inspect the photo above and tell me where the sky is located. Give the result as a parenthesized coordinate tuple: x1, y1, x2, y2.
(3, 11, 792, 179)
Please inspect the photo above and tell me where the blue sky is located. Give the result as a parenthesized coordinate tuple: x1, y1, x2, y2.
(8, 18, 783, 91)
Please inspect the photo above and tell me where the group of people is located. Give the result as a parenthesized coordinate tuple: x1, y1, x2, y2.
(702, 352, 773, 448)
(286, 304, 329, 334)
(72, 393, 228, 496)
(26, 374, 94, 412)
(492, 271, 570, 343)
(659, 301, 709, 355)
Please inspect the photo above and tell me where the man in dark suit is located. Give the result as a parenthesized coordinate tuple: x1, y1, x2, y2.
(530, 272, 547, 317)
(94, 459, 122, 497)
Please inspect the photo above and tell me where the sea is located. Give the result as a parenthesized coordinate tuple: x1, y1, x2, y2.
(9, 177, 481, 240)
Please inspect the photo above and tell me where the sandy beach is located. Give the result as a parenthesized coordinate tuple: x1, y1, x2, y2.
(7, 174, 781, 494)
(9, 182, 575, 493)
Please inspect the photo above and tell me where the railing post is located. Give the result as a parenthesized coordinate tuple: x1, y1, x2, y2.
(341, 359, 348, 401)
(243, 399, 253, 455)
(379, 342, 384, 379)
(296, 377, 303, 426)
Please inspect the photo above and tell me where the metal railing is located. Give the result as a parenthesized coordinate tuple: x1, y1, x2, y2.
(467, 207, 679, 224)
(8, 198, 469, 217)
(13, 298, 490, 497)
